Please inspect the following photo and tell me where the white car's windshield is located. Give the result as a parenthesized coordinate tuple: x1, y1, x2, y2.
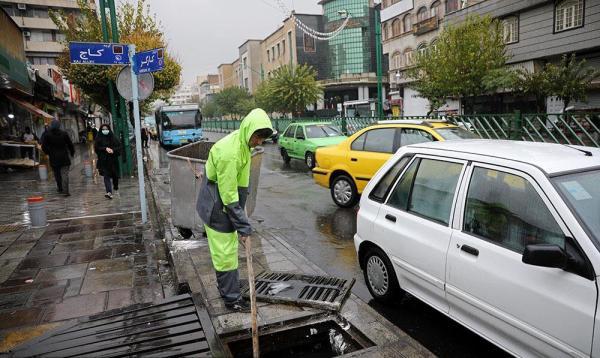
(553, 169, 600, 245)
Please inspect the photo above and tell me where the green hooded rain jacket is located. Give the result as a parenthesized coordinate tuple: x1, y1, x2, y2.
(196, 108, 273, 271)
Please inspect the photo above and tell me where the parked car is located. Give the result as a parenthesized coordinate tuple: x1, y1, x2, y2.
(279, 122, 347, 169)
(313, 120, 477, 207)
(355, 140, 600, 357)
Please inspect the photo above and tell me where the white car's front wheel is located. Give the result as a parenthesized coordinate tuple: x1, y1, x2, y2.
(363, 247, 401, 303)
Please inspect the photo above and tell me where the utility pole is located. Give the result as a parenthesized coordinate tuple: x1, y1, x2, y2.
(98, 0, 121, 174)
(108, 0, 132, 175)
(375, 6, 384, 119)
(98, 0, 133, 176)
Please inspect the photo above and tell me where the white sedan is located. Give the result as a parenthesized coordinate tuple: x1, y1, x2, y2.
(355, 140, 600, 357)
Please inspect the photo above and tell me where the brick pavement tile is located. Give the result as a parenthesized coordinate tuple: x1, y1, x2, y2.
(0, 291, 33, 310)
(0, 258, 21, 284)
(30, 284, 66, 305)
(1, 242, 35, 260)
(87, 257, 131, 274)
(18, 254, 69, 270)
(43, 293, 106, 322)
(64, 278, 83, 297)
(66, 248, 113, 264)
(51, 239, 95, 254)
(35, 263, 88, 282)
(8, 268, 38, 281)
(131, 287, 156, 304)
(58, 232, 90, 243)
(0, 232, 21, 245)
(106, 289, 133, 310)
(37, 234, 61, 243)
(113, 244, 146, 257)
(0, 307, 43, 329)
(80, 271, 133, 294)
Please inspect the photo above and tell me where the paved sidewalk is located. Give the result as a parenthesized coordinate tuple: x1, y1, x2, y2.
(0, 144, 139, 226)
(0, 145, 174, 352)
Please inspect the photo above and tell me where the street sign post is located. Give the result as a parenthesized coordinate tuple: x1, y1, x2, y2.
(133, 48, 164, 74)
(128, 44, 148, 224)
(69, 42, 129, 65)
(68, 41, 166, 224)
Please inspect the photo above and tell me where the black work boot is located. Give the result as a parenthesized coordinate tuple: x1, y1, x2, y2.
(225, 299, 251, 313)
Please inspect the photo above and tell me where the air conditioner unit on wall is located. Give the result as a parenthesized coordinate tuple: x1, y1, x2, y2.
(17, 3, 27, 10)
(23, 31, 31, 38)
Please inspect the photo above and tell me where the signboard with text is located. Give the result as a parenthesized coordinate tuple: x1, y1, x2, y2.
(69, 42, 129, 65)
(133, 48, 164, 74)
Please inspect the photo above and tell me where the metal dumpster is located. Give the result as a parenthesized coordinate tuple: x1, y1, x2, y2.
(167, 141, 264, 238)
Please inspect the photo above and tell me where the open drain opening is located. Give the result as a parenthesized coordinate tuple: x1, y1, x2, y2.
(226, 320, 373, 357)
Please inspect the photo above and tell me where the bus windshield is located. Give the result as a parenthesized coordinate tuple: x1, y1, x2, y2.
(160, 110, 200, 130)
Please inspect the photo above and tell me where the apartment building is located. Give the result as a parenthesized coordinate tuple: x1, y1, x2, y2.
(238, 40, 262, 93)
(261, 13, 326, 80)
(445, 0, 600, 112)
(0, 0, 92, 67)
(217, 63, 234, 90)
(381, 0, 460, 115)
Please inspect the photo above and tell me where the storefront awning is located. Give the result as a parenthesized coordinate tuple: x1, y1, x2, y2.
(6, 95, 53, 120)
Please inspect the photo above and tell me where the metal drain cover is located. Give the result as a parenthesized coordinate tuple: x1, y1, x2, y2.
(10, 294, 223, 357)
(242, 271, 355, 311)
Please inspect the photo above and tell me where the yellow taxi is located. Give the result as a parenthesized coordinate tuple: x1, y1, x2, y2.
(312, 120, 478, 207)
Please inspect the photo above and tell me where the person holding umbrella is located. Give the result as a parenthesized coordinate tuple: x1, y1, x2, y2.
(94, 124, 121, 199)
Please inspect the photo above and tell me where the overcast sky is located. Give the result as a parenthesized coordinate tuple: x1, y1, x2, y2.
(144, 0, 322, 85)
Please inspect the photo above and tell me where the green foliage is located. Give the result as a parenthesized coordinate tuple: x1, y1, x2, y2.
(201, 101, 220, 119)
(408, 15, 510, 113)
(544, 54, 600, 111)
(50, 0, 181, 114)
(213, 87, 252, 118)
(257, 64, 322, 116)
(514, 67, 551, 112)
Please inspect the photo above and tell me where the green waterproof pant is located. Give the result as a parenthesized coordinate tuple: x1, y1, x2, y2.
(204, 225, 239, 272)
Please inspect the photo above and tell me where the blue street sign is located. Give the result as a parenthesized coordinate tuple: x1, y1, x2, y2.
(69, 42, 130, 65)
(133, 48, 164, 74)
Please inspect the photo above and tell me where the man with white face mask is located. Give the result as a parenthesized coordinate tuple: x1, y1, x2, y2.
(94, 124, 121, 199)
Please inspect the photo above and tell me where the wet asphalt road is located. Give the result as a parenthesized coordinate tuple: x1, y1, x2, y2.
(161, 138, 510, 357)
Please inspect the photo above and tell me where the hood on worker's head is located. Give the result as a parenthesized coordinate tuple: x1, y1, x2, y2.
(238, 108, 273, 146)
(49, 119, 60, 131)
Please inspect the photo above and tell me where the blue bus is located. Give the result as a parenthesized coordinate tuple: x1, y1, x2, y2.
(155, 104, 203, 146)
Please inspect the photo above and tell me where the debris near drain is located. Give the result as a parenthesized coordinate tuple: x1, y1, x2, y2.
(267, 282, 292, 295)
(329, 329, 349, 355)
(242, 271, 355, 311)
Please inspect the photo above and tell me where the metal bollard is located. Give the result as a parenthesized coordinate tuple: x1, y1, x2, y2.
(83, 160, 93, 177)
(38, 164, 48, 181)
(27, 196, 47, 228)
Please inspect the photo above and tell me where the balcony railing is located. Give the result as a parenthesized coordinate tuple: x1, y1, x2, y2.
(413, 16, 439, 35)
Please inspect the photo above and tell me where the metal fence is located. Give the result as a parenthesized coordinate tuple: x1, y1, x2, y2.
(202, 112, 600, 147)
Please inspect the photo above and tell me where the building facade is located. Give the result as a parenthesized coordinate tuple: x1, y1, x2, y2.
(196, 74, 220, 104)
(381, 0, 459, 115)
(238, 40, 262, 93)
(261, 14, 326, 80)
(0, 0, 92, 67)
(319, 0, 388, 115)
(170, 85, 194, 105)
(445, 0, 600, 112)
(217, 63, 234, 90)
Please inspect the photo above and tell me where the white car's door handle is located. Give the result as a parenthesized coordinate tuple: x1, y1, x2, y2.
(461, 244, 479, 257)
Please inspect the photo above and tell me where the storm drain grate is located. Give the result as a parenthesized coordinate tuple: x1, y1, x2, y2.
(242, 271, 355, 311)
(10, 294, 223, 357)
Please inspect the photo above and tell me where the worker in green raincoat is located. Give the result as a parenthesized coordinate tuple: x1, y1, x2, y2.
(196, 108, 273, 311)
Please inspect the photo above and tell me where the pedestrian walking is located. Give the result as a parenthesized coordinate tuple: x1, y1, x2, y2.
(196, 108, 273, 312)
(141, 127, 149, 148)
(42, 120, 75, 196)
(94, 124, 120, 199)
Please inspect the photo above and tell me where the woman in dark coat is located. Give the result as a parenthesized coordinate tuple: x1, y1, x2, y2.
(94, 124, 120, 199)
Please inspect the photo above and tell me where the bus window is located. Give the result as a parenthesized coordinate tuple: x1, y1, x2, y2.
(160, 110, 200, 130)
